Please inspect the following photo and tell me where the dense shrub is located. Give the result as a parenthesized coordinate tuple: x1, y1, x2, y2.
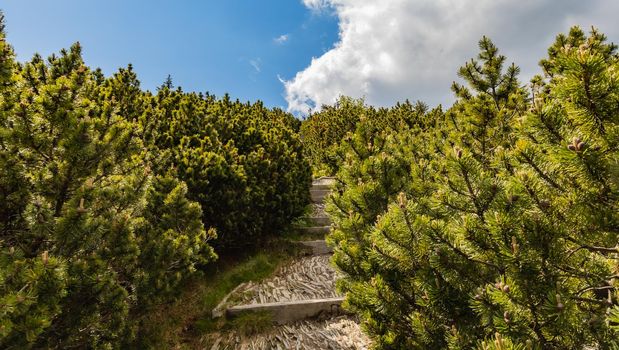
(0, 9, 312, 343)
(300, 97, 366, 176)
(300, 96, 430, 175)
(327, 29, 619, 349)
(143, 89, 311, 250)
(0, 22, 217, 347)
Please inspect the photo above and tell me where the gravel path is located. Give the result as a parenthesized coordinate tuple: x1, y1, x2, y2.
(205, 316, 370, 350)
(229, 255, 341, 305)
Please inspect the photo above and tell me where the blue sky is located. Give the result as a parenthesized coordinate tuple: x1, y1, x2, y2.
(2, 0, 338, 109)
(4, 1, 619, 114)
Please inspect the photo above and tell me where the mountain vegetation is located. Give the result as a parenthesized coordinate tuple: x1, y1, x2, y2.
(1, 6, 618, 348)
(0, 12, 310, 348)
(303, 27, 619, 349)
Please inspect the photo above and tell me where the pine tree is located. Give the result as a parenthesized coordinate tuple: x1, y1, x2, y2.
(0, 28, 215, 347)
(325, 29, 619, 349)
(488, 27, 619, 348)
(344, 37, 526, 349)
(325, 101, 441, 347)
(0, 16, 68, 346)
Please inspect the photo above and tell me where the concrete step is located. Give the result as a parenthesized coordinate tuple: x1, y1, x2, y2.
(298, 239, 333, 255)
(296, 226, 331, 237)
(226, 297, 346, 325)
(311, 189, 331, 203)
(212, 254, 337, 318)
(312, 177, 336, 188)
(311, 184, 333, 191)
(298, 216, 331, 226)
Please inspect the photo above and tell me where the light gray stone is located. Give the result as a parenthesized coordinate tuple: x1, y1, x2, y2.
(299, 216, 331, 226)
(299, 239, 333, 255)
(312, 177, 336, 188)
(226, 297, 346, 325)
(202, 316, 370, 349)
(296, 226, 331, 238)
(310, 190, 330, 203)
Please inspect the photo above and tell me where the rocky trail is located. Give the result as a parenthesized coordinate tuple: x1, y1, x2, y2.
(207, 178, 370, 349)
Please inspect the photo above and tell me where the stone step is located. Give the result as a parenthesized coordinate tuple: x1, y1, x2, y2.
(298, 216, 331, 226)
(310, 189, 331, 203)
(212, 255, 339, 318)
(298, 239, 333, 255)
(296, 226, 331, 238)
(312, 176, 336, 187)
(226, 297, 346, 325)
(311, 184, 333, 191)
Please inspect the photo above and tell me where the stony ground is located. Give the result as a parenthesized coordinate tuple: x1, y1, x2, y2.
(229, 255, 341, 305)
(204, 316, 370, 350)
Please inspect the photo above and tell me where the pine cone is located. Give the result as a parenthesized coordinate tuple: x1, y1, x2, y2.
(568, 137, 586, 152)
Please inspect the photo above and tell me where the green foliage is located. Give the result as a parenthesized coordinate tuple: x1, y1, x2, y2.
(0, 19, 216, 348)
(0, 248, 67, 347)
(143, 89, 311, 250)
(300, 96, 432, 176)
(326, 28, 619, 349)
(325, 101, 452, 349)
(0, 9, 310, 346)
(300, 96, 367, 175)
(227, 310, 273, 336)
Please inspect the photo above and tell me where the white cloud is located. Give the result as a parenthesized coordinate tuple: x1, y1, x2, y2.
(302, 0, 332, 11)
(274, 34, 290, 45)
(284, 0, 619, 114)
(249, 58, 261, 73)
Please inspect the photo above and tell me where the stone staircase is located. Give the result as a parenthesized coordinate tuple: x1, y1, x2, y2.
(295, 177, 334, 241)
(209, 177, 370, 349)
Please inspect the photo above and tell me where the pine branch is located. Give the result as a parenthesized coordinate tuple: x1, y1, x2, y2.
(575, 284, 616, 296)
(518, 152, 562, 191)
(428, 225, 501, 273)
(567, 241, 619, 258)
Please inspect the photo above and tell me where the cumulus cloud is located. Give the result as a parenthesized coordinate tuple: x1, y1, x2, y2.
(274, 34, 290, 44)
(284, 0, 619, 114)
